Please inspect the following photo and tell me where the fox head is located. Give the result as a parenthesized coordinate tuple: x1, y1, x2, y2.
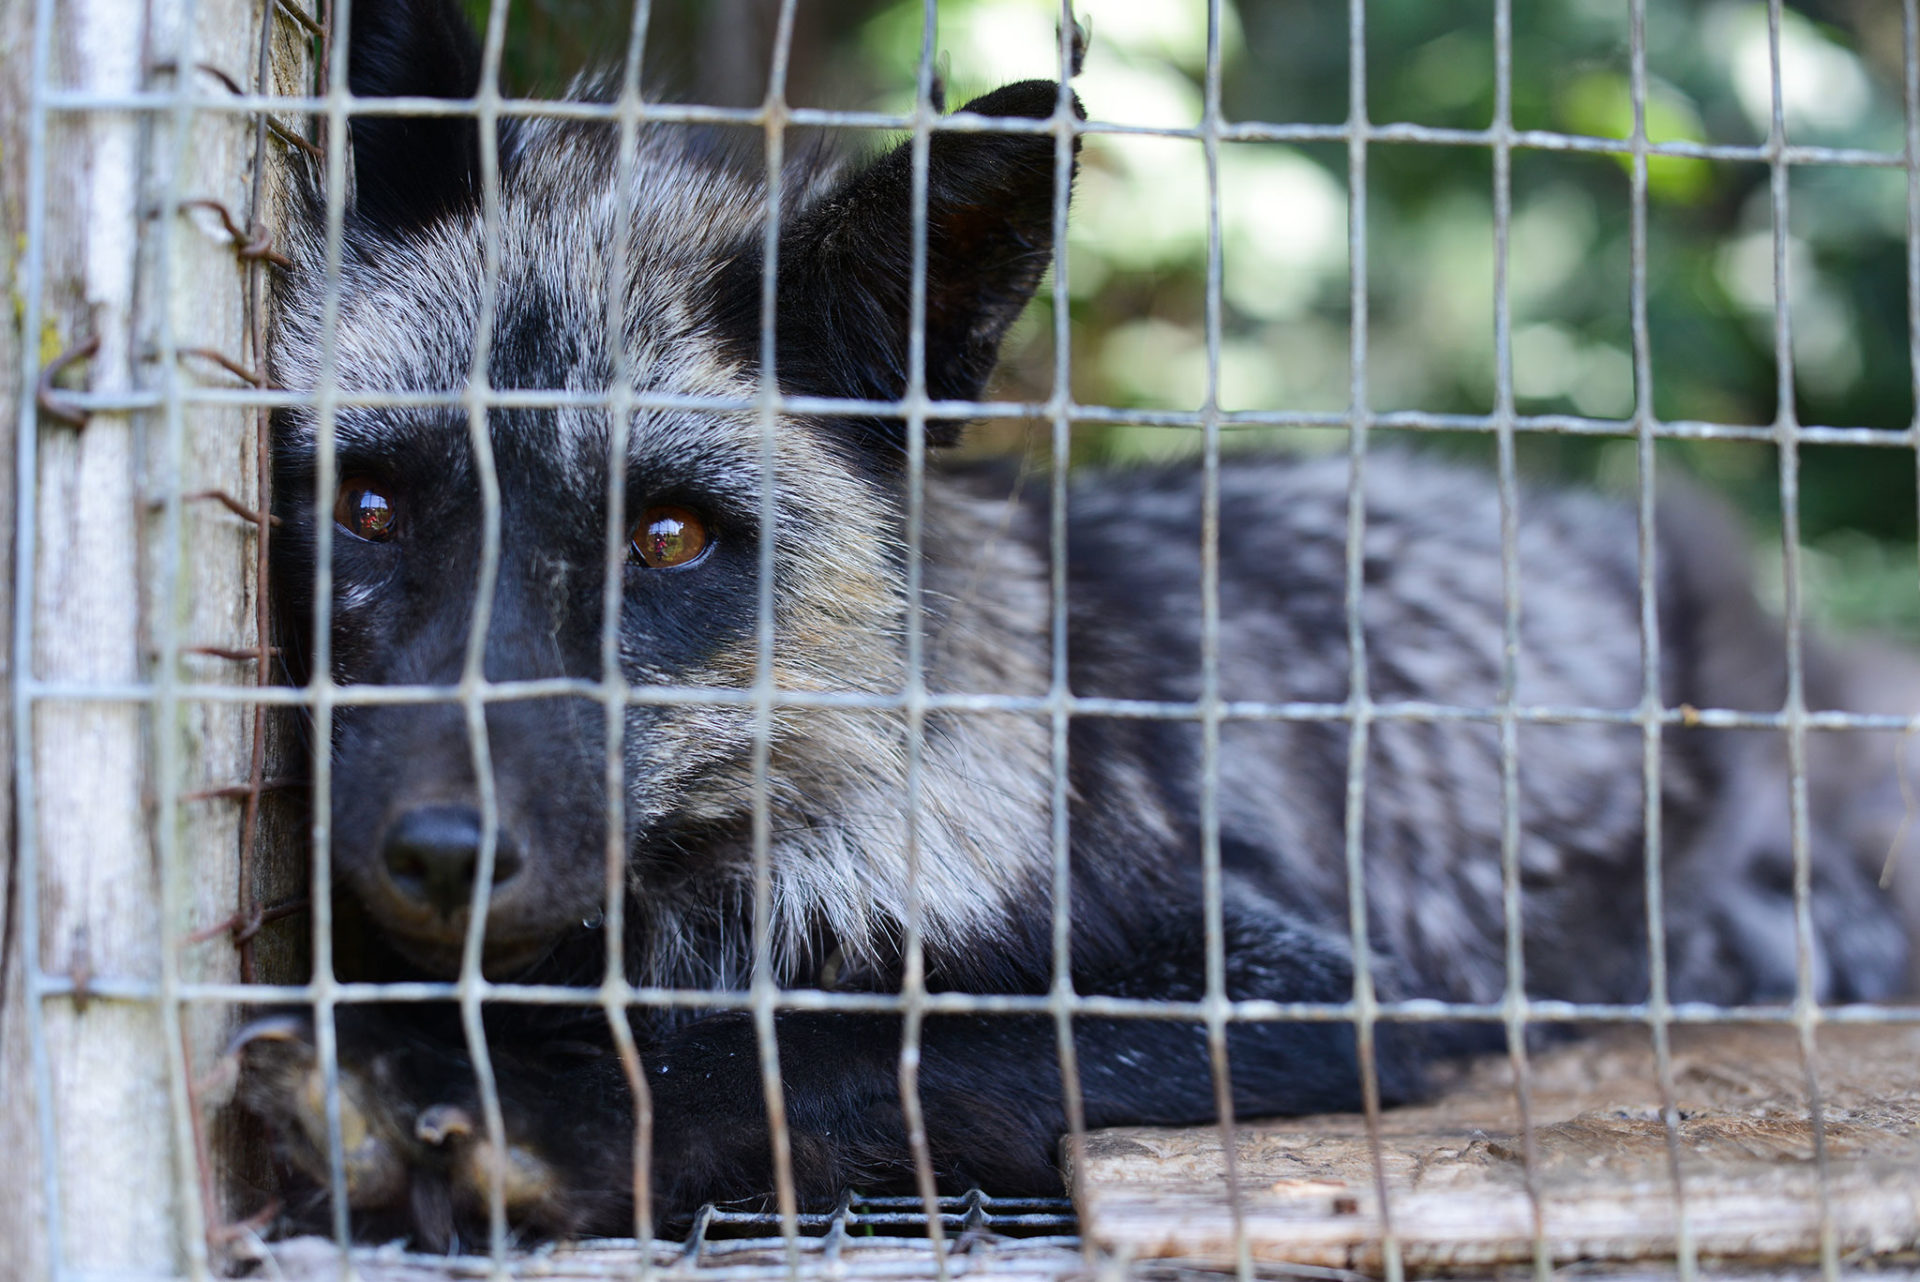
(271, 0, 1079, 983)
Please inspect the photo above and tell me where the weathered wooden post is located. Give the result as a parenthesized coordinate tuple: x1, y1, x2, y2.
(1, 0, 308, 1274)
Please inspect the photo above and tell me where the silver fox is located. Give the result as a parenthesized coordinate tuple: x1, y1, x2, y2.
(240, 0, 1914, 1248)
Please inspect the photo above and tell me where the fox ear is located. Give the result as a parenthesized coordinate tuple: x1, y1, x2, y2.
(715, 81, 1082, 453)
(342, 0, 487, 230)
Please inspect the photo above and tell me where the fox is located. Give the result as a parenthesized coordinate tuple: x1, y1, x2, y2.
(238, 0, 1915, 1251)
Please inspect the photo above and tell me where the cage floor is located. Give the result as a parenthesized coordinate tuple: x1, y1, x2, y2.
(1066, 1024, 1920, 1274)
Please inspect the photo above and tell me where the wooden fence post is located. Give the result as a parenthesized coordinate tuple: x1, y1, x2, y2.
(1, 0, 306, 1275)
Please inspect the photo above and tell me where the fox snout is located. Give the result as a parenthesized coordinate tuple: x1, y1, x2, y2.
(329, 695, 613, 976)
(376, 804, 523, 920)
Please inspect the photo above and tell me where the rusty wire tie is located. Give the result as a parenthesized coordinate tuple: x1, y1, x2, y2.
(158, 59, 325, 160)
(272, 0, 324, 38)
(206, 1198, 281, 1248)
(180, 776, 299, 803)
(180, 347, 265, 387)
(181, 197, 294, 269)
(65, 926, 93, 1015)
(188, 487, 281, 527)
(187, 643, 283, 662)
(35, 335, 101, 428)
(185, 895, 310, 947)
(183, 1017, 285, 1253)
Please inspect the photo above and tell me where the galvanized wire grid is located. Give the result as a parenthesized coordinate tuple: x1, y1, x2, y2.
(253, 1194, 1084, 1281)
(14, 0, 1920, 1279)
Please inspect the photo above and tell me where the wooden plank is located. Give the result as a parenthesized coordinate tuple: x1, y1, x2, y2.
(1067, 1024, 1920, 1271)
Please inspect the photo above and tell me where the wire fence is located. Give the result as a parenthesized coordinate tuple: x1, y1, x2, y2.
(8, 0, 1920, 1280)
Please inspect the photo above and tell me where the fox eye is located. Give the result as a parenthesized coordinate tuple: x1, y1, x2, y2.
(630, 506, 709, 569)
(335, 480, 398, 541)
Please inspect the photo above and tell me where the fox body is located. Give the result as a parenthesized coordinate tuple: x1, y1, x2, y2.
(243, 0, 1912, 1248)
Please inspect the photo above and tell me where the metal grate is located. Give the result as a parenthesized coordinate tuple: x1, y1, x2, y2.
(9, 0, 1920, 1280)
(257, 1194, 1085, 1281)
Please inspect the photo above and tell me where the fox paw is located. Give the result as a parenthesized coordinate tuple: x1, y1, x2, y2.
(231, 1014, 568, 1244)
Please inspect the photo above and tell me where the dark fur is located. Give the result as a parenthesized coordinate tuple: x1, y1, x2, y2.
(241, 0, 1913, 1249)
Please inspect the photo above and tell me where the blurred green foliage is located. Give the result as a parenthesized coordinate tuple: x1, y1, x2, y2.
(480, 0, 1917, 640)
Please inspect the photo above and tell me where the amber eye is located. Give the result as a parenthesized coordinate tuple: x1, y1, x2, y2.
(630, 505, 709, 569)
(335, 480, 398, 541)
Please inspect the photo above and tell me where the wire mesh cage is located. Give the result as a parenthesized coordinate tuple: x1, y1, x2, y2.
(5, 0, 1920, 1280)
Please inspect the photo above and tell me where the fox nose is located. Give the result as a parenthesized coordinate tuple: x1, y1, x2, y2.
(380, 806, 523, 917)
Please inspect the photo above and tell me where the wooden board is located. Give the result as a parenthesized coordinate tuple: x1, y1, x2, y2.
(1067, 1024, 1920, 1272)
